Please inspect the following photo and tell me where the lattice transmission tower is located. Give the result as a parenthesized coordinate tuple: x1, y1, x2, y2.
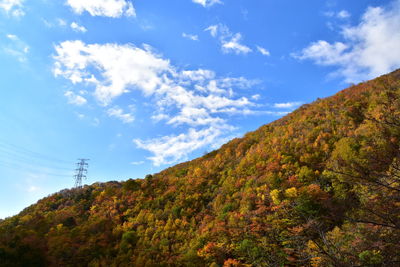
(74, 159, 89, 188)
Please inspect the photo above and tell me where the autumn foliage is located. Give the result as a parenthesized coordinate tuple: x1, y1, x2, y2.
(1, 70, 400, 266)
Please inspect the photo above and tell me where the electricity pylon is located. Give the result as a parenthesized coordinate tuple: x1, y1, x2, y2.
(74, 159, 89, 188)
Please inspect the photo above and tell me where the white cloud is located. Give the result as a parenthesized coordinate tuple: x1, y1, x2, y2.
(27, 185, 40, 193)
(257, 45, 270, 56)
(131, 160, 144, 165)
(295, 0, 400, 83)
(296, 41, 348, 65)
(6, 33, 17, 40)
(134, 126, 230, 166)
(3, 34, 29, 62)
(206, 24, 252, 55)
(205, 25, 218, 37)
(92, 118, 100, 126)
(151, 81, 253, 127)
(53, 40, 267, 165)
(66, 0, 135, 18)
(53, 40, 170, 105)
(43, 18, 68, 28)
(70, 22, 87, 33)
(58, 18, 67, 26)
(0, 0, 24, 17)
(324, 10, 351, 19)
(222, 33, 252, 54)
(53, 41, 256, 113)
(64, 90, 87, 105)
(192, 0, 222, 8)
(138, 20, 154, 31)
(337, 10, 350, 19)
(42, 19, 54, 28)
(216, 77, 260, 93)
(273, 102, 302, 109)
(107, 107, 134, 123)
(182, 33, 199, 41)
(181, 69, 215, 81)
(76, 113, 85, 119)
(261, 111, 290, 116)
(217, 108, 289, 116)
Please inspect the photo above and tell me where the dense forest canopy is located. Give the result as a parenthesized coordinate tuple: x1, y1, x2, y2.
(1, 70, 400, 266)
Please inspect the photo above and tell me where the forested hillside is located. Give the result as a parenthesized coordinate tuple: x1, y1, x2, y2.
(1, 70, 400, 267)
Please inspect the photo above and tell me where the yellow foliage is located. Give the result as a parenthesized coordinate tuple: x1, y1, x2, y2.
(285, 187, 298, 198)
(310, 256, 323, 267)
(327, 226, 343, 241)
(20, 215, 32, 224)
(307, 240, 318, 251)
(56, 224, 63, 231)
(270, 189, 281, 205)
(193, 167, 203, 177)
(223, 258, 241, 266)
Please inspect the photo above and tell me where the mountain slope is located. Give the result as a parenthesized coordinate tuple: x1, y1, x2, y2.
(1, 70, 400, 267)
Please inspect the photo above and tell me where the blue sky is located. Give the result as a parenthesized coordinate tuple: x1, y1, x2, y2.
(1, 0, 400, 218)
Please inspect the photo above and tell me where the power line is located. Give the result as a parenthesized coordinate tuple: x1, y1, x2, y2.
(0, 149, 73, 171)
(0, 140, 74, 165)
(0, 139, 93, 185)
(0, 145, 74, 173)
(0, 151, 74, 174)
(74, 159, 89, 188)
(0, 139, 77, 177)
(0, 161, 73, 177)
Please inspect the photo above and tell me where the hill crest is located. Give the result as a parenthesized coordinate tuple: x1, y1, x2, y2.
(1, 69, 400, 266)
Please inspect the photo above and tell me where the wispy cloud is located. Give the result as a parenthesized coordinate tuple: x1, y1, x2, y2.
(64, 90, 87, 105)
(0, 0, 24, 17)
(70, 22, 87, 33)
(182, 33, 199, 41)
(192, 0, 222, 8)
(66, 0, 135, 18)
(27, 185, 40, 193)
(324, 10, 351, 19)
(107, 107, 134, 123)
(222, 34, 252, 55)
(294, 0, 400, 83)
(92, 118, 100, 127)
(337, 10, 351, 19)
(2, 34, 29, 62)
(42, 18, 68, 28)
(273, 102, 302, 109)
(205, 25, 218, 37)
(256, 46, 270, 56)
(205, 24, 252, 55)
(131, 161, 145, 165)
